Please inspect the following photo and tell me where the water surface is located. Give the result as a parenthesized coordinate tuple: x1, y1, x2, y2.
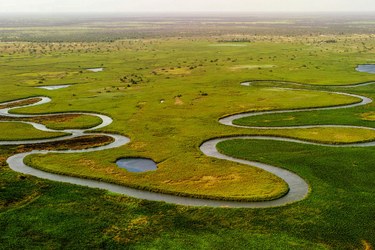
(116, 158, 157, 173)
(356, 64, 375, 74)
(87, 68, 104, 72)
(36, 85, 71, 90)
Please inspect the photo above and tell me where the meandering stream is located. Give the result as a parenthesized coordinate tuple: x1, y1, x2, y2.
(2, 82, 374, 208)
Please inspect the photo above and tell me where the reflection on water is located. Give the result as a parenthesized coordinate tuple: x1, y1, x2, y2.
(356, 64, 375, 74)
(116, 158, 157, 173)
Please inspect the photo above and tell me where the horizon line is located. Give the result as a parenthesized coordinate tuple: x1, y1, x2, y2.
(1, 10, 375, 14)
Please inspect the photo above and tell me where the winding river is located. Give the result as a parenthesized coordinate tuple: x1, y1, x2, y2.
(2, 82, 374, 208)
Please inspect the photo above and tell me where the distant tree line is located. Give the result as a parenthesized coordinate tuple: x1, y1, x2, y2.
(217, 38, 252, 43)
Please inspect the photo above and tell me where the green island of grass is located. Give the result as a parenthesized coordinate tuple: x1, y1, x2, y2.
(0, 122, 68, 141)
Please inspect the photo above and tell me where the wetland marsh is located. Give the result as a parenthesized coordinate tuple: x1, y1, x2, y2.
(0, 13, 374, 249)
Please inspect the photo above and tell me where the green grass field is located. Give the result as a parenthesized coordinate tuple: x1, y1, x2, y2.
(0, 122, 68, 140)
(0, 30, 374, 249)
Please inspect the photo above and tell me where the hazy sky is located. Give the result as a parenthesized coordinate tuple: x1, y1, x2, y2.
(1, 0, 375, 13)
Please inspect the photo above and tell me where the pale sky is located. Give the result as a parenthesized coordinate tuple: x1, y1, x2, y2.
(0, 0, 375, 13)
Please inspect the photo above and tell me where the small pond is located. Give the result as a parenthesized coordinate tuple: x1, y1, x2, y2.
(240, 82, 251, 86)
(35, 85, 71, 90)
(356, 64, 375, 74)
(116, 158, 157, 173)
(86, 68, 104, 72)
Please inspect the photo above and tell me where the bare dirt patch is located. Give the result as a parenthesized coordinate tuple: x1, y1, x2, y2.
(174, 97, 184, 105)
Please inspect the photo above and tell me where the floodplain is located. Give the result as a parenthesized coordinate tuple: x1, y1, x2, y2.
(0, 13, 374, 249)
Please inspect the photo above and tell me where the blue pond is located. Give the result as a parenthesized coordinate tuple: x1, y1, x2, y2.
(356, 64, 375, 74)
(116, 158, 157, 173)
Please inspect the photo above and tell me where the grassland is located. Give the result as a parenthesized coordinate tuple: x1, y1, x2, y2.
(215, 139, 375, 249)
(0, 113, 102, 130)
(0, 15, 375, 248)
(1, 141, 374, 249)
(1, 13, 375, 42)
(0, 122, 67, 140)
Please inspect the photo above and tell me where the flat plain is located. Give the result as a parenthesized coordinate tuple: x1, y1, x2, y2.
(0, 13, 374, 249)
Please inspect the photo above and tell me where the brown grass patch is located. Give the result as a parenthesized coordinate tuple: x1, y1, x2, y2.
(174, 97, 184, 105)
(230, 64, 276, 71)
(361, 112, 375, 121)
(154, 67, 191, 75)
(0, 98, 42, 109)
(16, 135, 114, 153)
(362, 240, 373, 250)
(0, 113, 81, 123)
(163, 174, 241, 188)
(103, 216, 149, 244)
(129, 141, 147, 150)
